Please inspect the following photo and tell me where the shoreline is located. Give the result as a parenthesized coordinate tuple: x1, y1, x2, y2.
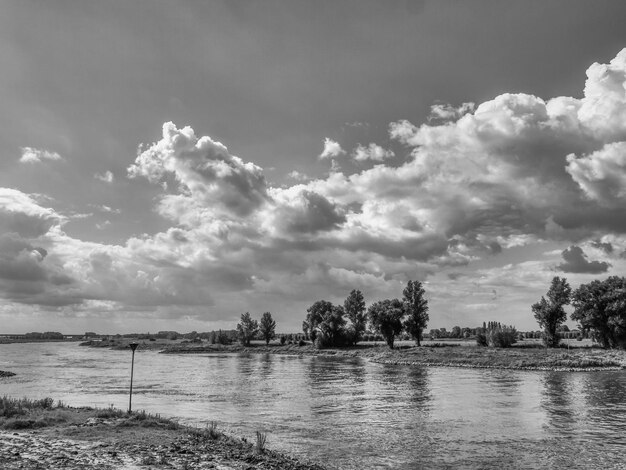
(0, 398, 325, 470)
(162, 343, 626, 372)
(76, 339, 626, 372)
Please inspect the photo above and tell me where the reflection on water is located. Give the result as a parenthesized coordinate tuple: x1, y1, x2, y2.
(1, 343, 625, 469)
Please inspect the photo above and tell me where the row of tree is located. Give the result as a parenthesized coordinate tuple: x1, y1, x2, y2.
(533, 276, 626, 349)
(236, 312, 277, 346)
(302, 280, 429, 349)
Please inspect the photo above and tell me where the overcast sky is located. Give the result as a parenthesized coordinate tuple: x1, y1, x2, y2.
(2, 0, 626, 334)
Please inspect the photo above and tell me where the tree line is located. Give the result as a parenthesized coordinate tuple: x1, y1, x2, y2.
(533, 275, 626, 349)
(302, 280, 429, 349)
(237, 275, 626, 351)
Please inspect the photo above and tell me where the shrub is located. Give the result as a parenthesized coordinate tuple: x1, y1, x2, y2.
(476, 333, 488, 347)
(280, 336, 286, 345)
(487, 325, 517, 348)
(298, 339, 306, 346)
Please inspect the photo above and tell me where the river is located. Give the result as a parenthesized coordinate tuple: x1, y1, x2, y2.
(1, 342, 625, 469)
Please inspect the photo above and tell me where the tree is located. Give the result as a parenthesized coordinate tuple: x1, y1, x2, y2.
(532, 276, 571, 347)
(236, 312, 259, 346)
(450, 326, 461, 338)
(368, 299, 405, 349)
(344, 289, 367, 345)
(571, 276, 626, 349)
(402, 280, 429, 346)
(303, 300, 347, 347)
(259, 312, 276, 345)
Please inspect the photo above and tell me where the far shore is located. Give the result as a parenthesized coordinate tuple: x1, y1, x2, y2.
(0, 370, 16, 378)
(0, 397, 325, 470)
(78, 337, 626, 372)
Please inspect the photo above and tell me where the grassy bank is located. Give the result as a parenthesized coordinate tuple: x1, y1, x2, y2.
(0, 396, 324, 470)
(159, 341, 626, 371)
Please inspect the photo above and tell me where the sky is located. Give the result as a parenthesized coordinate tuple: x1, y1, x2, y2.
(2, 0, 626, 334)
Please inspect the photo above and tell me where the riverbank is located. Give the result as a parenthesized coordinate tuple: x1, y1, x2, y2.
(0, 370, 16, 377)
(0, 397, 325, 470)
(159, 342, 626, 371)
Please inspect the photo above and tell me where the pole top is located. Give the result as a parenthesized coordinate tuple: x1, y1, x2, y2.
(129, 342, 139, 351)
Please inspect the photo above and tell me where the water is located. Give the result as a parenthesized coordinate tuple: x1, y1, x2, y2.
(1, 342, 625, 469)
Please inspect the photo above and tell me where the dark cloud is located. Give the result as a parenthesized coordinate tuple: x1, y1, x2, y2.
(275, 190, 346, 235)
(591, 240, 613, 254)
(557, 245, 611, 274)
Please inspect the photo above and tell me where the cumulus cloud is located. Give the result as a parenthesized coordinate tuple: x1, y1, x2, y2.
(19, 147, 63, 164)
(0, 188, 62, 237)
(566, 142, 626, 207)
(352, 143, 395, 162)
(577, 49, 626, 140)
(557, 245, 611, 274)
(265, 188, 346, 235)
(428, 102, 475, 122)
(0, 193, 76, 306)
(128, 122, 269, 218)
(319, 138, 345, 159)
(7, 48, 626, 329)
(94, 171, 115, 183)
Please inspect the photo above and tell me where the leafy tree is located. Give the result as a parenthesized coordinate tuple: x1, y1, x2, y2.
(571, 276, 626, 349)
(303, 300, 347, 347)
(532, 276, 572, 347)
(236, 312, 259, 346)
(402, 280, 429, 346)
(259, 312, 276, 345)
(450, 326, 461, 338)
(368, 299, 405, 349)
(344, 289, 367, 345)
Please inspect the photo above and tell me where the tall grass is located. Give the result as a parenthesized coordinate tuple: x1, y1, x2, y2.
(1, 396, 56, 418)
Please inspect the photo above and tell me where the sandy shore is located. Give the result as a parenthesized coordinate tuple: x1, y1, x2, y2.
(0, 401, 325, 470)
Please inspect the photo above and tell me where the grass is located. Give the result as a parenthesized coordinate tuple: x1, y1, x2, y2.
(0, 396, 180, 431)
(0, 396, 70, 429)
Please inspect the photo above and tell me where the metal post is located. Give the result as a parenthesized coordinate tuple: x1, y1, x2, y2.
(128, 342, 139, 414)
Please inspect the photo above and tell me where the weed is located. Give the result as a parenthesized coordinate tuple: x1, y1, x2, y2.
(255, 431, 267, 454)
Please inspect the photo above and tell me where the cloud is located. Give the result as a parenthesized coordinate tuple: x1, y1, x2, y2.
(590, 239, 613, 253)
(0, 188, 62, 238)
(319, 138, 345, 159)
(566, 142, 626, 207)
(577, 48, 626, 140)
(128, 122, 269, 218)
(287, 170, 309, 181)
(352, 143, 395, 162)
(7, 48, 626, 330)
(265, 188, 346, 235)
(94, 171, 115, 183)
(557, 245, 611, 274)
(89, 204, 121, 214)
(19, 147, 63, 164)
(428, 102, 475, 122)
